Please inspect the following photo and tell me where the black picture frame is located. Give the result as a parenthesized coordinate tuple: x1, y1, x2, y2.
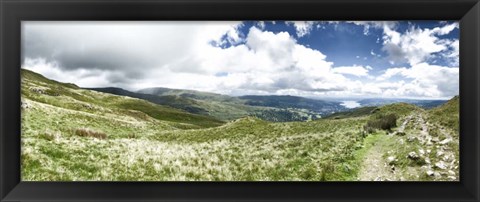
(1, 0, 479, 201)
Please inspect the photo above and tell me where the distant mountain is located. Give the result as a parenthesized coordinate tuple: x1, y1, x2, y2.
(138, 88, 339, 121)
(88, 87, 209, 114)
(238, 95, 346, 116)
(138, 87, 235, 102)
(358, 98, 447, 109)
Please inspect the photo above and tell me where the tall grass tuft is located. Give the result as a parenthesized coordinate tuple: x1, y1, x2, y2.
(74, 128, 107, 139)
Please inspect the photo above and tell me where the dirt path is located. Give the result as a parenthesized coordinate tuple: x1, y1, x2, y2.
(358, 135, 397, 181)
(358, 113, 415, 181)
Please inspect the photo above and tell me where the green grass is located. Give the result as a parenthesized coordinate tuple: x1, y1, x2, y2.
(325, 106, 377, 119)
(20, 69, 459, 181)
(428, 96, 459, 133)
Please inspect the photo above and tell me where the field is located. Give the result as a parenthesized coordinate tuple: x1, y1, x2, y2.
(21, 69, 459, 181)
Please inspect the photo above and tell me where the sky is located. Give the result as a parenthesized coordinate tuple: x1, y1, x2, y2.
(22, 21, 459, 99)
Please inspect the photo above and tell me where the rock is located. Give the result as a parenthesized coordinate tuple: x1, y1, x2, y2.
(448, 176, 456, 180)
(435, 161, 447, 170)
(434, 172, 442, 178)
(439, 138, 452, 145)
(387, 156, 397, 165)
(426, 170, 435, 176)
(408, 152, 419, 160)
(432, 137, 439, 142)
(426, 149, 431, 154)
(21, 101, 31, 109)
(418, 149, 425, 156)
(448, 170, 455, 175)
(30, 87, 45, 94)
(436, 151, 444, 157)
(425, 157, 431, 164)
(407, 136, 416, 142)
(398, 139, 404, 144)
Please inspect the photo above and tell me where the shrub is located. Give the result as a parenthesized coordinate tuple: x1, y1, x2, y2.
(364, 113, 397, 133)
(363, 125, 376, 134)
(74, 128, 107, 139)
(319, 161, 335, 181)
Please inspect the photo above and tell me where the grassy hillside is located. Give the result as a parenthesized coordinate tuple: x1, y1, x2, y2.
(89, 87, 209, 115)
(239, 95, 345, 115)
(325, 106, 377, 119)
(20, 69, 368, 181)
(21, 69, 459, 181)
(137, 87, 327, 121)
(96, 87, 267, 121)
(21, 69, 224, 129)
(358, 98, 447, 109)
(428, 96, 459, 133)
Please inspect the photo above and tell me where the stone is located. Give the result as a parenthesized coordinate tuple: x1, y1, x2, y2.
(425, 157, 431, 164)
(435, 161, 447, 170)
(432, 137, 439, 142)
(439, 138, 452, 145)
(426, 170, 435, 176)
(387, 156, 397, 165)
(448, 170, 455, 175)
(408, 152, 419, 160)
(448, 176, 456, 180)
(443, 154, 452, 161)
(418, 149, 425, 156)
(21, 101, 31, 109)
(407, 136, 416, 142)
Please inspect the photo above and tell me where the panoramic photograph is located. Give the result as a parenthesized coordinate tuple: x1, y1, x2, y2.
(20, 21, 459, 181)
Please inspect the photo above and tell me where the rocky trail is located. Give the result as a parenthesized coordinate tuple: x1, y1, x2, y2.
(358, 112, 459, 181)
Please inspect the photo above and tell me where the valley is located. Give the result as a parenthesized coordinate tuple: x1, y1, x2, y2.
(20, 69, 459, 181)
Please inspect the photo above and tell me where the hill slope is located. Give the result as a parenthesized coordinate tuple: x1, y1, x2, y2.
(20, 69, 459, 182)
(358, 98, 447, 109)
(21, 69, 224, 129)
(428, 96, 459, 133)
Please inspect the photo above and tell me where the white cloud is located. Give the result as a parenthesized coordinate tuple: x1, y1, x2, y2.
(332, 65, 372, 77)
(256, 21, 266, 30)
(22, 58, 116, 88)
(375, 63, 459, 98)
(22, 21, 458, 99)
(347, 21, 397, 35)
(286, 21, 316, 37)
(381, 22, 458, 66)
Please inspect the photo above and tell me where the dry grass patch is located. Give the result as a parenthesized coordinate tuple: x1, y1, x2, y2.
(74, 128, 107, 139)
